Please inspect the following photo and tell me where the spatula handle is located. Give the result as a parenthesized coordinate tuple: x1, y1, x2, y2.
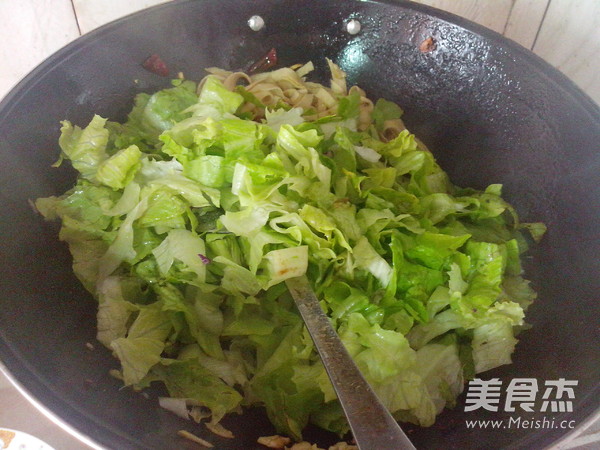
(286, 276, 416, 450)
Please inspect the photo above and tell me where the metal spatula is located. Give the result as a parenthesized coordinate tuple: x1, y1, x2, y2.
(286, 276, 416, 450)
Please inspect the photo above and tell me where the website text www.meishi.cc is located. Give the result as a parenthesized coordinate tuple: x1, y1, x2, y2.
(463, 378, 578, 431)
(466, 416, 577, 430)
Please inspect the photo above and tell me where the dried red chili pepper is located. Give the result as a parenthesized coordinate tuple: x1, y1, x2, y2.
(142, 54, 169, 77)
(247, 48, 277, 75)
(419, 37, 436, 53)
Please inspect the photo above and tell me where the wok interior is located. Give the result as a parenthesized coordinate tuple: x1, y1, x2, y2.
(0, 1, 598, 449)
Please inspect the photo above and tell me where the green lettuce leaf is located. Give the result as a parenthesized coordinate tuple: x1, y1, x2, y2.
(372, 98, 403, 132)
(96, 144, 142, 189)
(58, 115, 109, 179)
(152, 358, 243, 424)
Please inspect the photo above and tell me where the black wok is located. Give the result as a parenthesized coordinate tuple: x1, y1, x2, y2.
(0, 0, 598, 449)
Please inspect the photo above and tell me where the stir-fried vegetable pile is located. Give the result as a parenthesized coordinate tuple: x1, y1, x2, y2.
(36, 60, 544, 440)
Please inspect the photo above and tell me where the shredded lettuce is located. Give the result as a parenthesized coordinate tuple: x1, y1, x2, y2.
(36, 63, 543, 441)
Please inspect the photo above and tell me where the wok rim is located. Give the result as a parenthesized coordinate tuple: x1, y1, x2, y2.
(0, 1, 597, 449)
(2, 0, 597, 119)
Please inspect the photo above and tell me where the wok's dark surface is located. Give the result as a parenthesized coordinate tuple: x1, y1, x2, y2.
(0, 0, 598, 449)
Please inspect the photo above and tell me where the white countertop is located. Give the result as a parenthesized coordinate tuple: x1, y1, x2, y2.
(0, 371, 87, 449)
